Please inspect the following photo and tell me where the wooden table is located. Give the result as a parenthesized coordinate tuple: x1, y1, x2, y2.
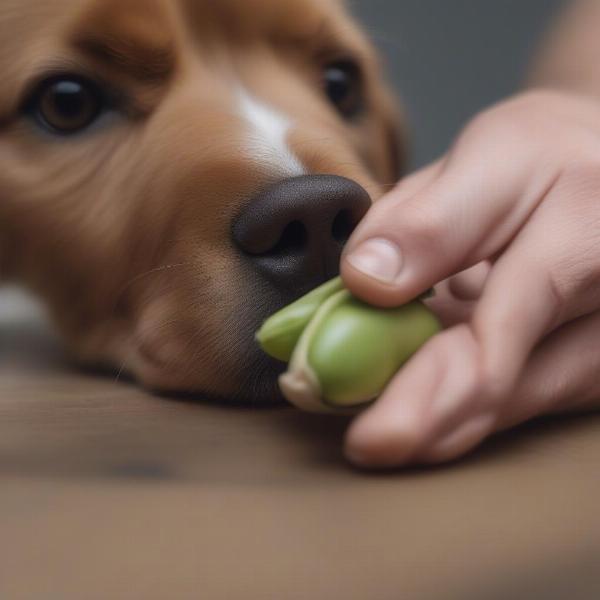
(1, 288, 599, 600)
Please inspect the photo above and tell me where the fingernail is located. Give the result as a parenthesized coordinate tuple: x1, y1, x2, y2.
(346, 238, 403, 285)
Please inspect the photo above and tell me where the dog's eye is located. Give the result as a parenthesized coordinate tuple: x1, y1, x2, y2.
(28, 76, 105, 134)
(323, 60, 364, 120)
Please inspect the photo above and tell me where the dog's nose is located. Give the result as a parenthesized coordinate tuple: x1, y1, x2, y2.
(232, 175, 371, 285)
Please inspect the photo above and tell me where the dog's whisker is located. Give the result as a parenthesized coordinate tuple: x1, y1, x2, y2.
(114, 360, 128, 384)
(110, 262, 195, 315)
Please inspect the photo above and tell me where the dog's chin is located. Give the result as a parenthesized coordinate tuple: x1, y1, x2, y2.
(196, 279, 311, 408)
(136, 276, 325, 407)
(159, 353, 288, 408)
(149, 344, 286, 408)
(220, 351, 288, 407)
(219, 273, 341, 407)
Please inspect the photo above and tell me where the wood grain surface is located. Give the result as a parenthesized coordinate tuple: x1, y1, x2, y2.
(1, 288, 599, 600)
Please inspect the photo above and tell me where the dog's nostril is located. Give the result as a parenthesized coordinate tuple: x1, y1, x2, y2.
(232, 175, 371, 283)
(331, 209, 356, 244)
(267, 220, 308, 256)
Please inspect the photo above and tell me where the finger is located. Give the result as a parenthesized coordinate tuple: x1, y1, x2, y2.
(345, 324, 484, 468)
(342, 160, 443, 302)
(346, 165, 600, 468)
(447, 261, 492, 301)
(424, 279, 477, 328)
(419, 262, 490, 328)
(419, 309, 600, 464)
(345, 311, 600, 469)
(497, 311, 600, 431)
(471, 163, 600, 391)
(341, 95, 563, 307)
(384, 162, 600, 452)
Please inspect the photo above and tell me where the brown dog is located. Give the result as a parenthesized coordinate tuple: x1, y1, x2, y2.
(0, 0, 403, 404)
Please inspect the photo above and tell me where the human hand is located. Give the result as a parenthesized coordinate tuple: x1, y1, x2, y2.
(341, 90, 600, 468)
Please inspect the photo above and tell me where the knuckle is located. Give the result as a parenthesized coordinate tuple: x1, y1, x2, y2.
(477, 363, 511, 405)
(458, 109, 528, 159)
(452, 324, 510, 403)
(512, 89, 566, 110)
(459, 91, 562, 151)
(462, 105, 511, 139)
(508, 89, 577, 119)
(434, 325, 497, 399)
(547, 258, 600, 319)
(465, 94, 533, 133)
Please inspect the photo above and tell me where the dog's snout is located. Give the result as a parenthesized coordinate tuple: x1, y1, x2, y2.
(232, 175, 371, 285)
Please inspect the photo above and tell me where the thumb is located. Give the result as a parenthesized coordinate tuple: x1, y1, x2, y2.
(340, 130, 555, 307)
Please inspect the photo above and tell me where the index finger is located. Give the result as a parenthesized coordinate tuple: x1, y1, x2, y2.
(341, 103, 560, 307)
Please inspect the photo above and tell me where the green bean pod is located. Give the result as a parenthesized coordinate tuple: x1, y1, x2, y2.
(279, 290, 441, 412)
(256, 279, 441, 413)
(255, 277, 344, 362)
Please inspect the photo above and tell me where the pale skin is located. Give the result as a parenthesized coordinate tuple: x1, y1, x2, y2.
(341, 0, 600, 468)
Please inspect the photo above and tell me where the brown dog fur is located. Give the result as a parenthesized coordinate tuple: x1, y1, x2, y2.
(0, 0, 403, 403)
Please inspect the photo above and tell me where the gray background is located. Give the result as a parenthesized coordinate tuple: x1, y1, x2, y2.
(352, 0, 566, 168)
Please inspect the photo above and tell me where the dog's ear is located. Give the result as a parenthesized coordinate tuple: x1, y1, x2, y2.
(0, 229, 8, 282)
(0, 206, 5, 280)
(0, 200, 15, 281)
(377, 90, 409, 184)
(384, 107, 408, 182)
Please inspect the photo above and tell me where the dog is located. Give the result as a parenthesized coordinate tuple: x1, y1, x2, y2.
(0, 0, 403, 404)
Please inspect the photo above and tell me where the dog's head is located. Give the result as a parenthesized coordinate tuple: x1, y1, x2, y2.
(0, 0, 405, 403)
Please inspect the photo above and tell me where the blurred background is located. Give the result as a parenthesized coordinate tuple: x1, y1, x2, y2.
(352, 0, 565, 168)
